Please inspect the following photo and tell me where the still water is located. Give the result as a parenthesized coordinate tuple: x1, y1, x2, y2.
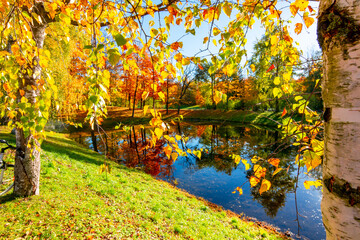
(70, 122, 325, 240)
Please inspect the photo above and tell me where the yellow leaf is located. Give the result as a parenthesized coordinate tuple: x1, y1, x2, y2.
(214, 90, 223, 104)
(304, 180, 322, 190)
(303, 150, 322, 172)
(161, 71, 169, 79)
(294, 0, 309, 11)
(158, 92, 165, 102)
(203, 37, 209, 44)
(143, 105, 149, 116)
(0, 51, 10, 56)
(272, 167, 283, 176)
(39, 58, 48, 68)
(250, 64, 256, 72)
(213, 27, 221, 36)
(270, 35, 278, 46)
(250, 176, 260, 187)
(234, 155, 241, 165)
(193, 150, 201, 159)
(251, 156, 260, 163)
(242, 159, 250, 170)
(274, 77, 280, 85)
(175, 135, 181, 141)
(254, 165, 266, 179)
(142, 91, 149, 100)
(154, 128, 163, 139)
(259, 179, 271, 195)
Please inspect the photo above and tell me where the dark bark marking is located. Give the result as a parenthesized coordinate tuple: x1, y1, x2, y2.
(318, 2, 360, 51)
(324, 176, 360, 206)
(324, 107, 332, 122)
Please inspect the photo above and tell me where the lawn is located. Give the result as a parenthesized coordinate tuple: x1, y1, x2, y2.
(0, 127, 286, 239)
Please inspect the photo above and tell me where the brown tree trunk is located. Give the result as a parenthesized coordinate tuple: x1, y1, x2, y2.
(132, 76, 138, 118)
(166, 78, 169, 115)
(318, 0, 360, 238)
(14, 21, 47, 197)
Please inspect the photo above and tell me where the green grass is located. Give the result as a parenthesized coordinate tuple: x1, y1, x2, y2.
(0, 127, 285, 239)
(174, 110, 282, 127)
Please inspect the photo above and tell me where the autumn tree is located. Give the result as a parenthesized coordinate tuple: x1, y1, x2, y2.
(249, 29, 299, 112)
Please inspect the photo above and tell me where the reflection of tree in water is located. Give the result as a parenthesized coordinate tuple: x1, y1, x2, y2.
(91, 126, 175, 181)
(80, 122, 300, 218)
(247, 160, 297, 218)
(189, 123, 298, 217)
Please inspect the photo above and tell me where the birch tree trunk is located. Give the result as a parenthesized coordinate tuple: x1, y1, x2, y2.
(317, 0, 360, 238)
(14, 10, 47, 197)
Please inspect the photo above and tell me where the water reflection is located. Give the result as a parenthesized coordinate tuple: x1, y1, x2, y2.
(70, 122, 324, 239)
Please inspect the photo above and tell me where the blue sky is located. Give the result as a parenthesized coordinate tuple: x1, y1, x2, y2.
(142, 1, 320, 59)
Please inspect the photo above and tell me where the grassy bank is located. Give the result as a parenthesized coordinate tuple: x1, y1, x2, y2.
(0, 127, 286, 239)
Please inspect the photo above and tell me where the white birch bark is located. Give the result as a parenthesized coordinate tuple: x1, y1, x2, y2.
(13, 5, 47, 197)
(318, 0, 360, 239)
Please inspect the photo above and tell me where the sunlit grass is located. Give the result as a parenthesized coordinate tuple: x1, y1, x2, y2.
(0, 127, 285, 239)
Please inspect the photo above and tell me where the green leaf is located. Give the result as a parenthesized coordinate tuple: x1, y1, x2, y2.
(108, 50, 121, 66)
(114, 34, 127, 46)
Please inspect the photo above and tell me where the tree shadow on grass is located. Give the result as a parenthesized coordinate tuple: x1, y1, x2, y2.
(0, 193, 17, 204)
(41, 136, 106, 166)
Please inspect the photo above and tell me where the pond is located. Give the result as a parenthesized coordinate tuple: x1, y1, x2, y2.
(70, 122, 325, 240)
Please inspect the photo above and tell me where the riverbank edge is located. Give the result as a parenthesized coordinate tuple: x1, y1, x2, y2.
(66, 108, 281, 131)
(0, 127, 289, 239)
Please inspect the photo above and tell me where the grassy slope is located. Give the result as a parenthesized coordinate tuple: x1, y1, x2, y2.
(0, 127, 285, 239)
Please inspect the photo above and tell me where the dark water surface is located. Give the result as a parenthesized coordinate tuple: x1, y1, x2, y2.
(70, 122, 325, 240)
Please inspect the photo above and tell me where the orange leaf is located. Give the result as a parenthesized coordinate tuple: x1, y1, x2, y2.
(176, 18, 182, 25)
(268, 158, 280, 168)
(259, 179, 271, 195)
(250, 176, 260, 187)
(164, 146, 172, 158)
(236, 187, 243, 196)
(295, 23, 303, 35)
(19, 89, 25, 96)
(304, 16, 314, 28)
(281, 108, 287, 117)
(170, 42, 181, 51)
(289, 4, 299, 17)
(198, 64, 204, 70)
(308, 5, 314, 13)
(3, 83, 10, 92)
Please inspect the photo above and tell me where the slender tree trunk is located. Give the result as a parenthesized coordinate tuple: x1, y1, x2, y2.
(166, 78, 169, 115)
(14, 20, 47, 196)
(132, 76, 138, 118)
(318, 0, 360, 238)
(90, 129, 98, 152)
